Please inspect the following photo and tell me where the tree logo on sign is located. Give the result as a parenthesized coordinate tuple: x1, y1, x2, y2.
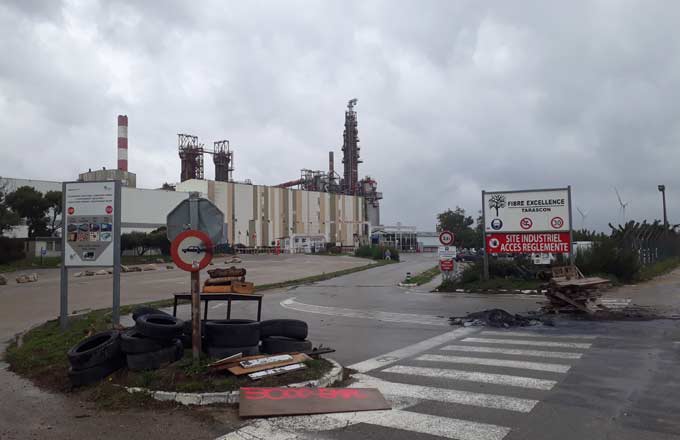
(488, 194, 506, 216)
(520, 217, 533, 230)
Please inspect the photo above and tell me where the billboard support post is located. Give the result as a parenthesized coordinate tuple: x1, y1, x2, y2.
(482, 190, 489, 280)
(568, 185, 574, 264)
(60, 182, 68, 330)
(112, 180, 122, 326)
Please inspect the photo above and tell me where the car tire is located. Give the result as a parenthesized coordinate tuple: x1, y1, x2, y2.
(132, 306, 170, 322)
(126, 340, 183, 371)
(135, 314, 184, 340)
(68, 356, 125, 387)
(259, 319, 308, 340)
(121, 328, 174, 354)
(205, 319, 260, 347)
(205, 344, 259, 360)
(261, 336, 312, 354)
(67, 330, 122, 370)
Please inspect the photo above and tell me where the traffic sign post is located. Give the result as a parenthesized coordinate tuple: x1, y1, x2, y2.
(438, 231, 457, 282)
(167, 193, 225, 362)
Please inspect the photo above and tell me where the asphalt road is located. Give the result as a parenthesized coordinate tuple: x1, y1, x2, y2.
(2, 252, 680, 440)
(213, 254, 680, 440)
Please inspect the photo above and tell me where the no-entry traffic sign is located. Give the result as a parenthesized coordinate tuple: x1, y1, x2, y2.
(439, 230, 455, 246)
(171, 230, 213, 272)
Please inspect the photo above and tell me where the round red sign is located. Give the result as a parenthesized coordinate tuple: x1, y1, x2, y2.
(170, 230, 213, 272)
(439, 230, 455, 246)
(105, 205, 113, 214)
(67, 207, 75, 215)
(550, 216, 564, 229)
(520, 218, 533, 230)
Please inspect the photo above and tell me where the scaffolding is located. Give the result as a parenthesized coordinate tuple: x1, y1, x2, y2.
(213, 140, 234, 182)
(341, 98, 362, 195)
(178, 134, 204, 181)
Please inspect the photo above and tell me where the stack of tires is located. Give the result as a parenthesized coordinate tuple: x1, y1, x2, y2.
(260, 319, 312, 354)
(122, 307, 184, 371)
(203, 319, 261, 359)
(67, 330, 125, 387)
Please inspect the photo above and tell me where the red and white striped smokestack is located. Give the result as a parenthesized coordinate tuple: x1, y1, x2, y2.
(117, 115, 128, 171)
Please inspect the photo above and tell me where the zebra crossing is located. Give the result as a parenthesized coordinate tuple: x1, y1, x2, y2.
(217, 327, 596, 440)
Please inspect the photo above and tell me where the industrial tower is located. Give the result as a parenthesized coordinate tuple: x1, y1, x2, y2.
(213, 140, 234, 182)
(178, 134, 204, 181)
(341, 98, 362, 195)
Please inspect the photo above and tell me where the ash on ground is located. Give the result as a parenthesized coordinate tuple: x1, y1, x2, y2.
(449, 309, 553, 328)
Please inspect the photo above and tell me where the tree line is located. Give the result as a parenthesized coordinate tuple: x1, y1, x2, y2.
(0, 184, 62, 237)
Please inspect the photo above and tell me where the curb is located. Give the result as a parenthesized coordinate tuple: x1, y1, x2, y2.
(398, 282, 418, 287)
(124, 357, 344, 406)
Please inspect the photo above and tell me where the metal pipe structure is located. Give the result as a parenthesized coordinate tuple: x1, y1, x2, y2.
(341, 98, 362, 195)
(117, 115, 128, 171)
(658, 185, 668, 226)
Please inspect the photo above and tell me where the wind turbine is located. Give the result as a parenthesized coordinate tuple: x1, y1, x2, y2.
(614, 187, 629, 224)
(576, 207, 589, 230)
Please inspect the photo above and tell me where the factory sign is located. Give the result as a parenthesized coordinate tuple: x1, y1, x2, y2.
(486, 232, 571, 254)
(63, 181, 120, 267)
(483, 188, 571, 233)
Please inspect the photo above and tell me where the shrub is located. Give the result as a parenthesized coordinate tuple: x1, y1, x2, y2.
(575, 239, 640, 282)
(0, 237, 26, 264)
(354, 245, 399, 261)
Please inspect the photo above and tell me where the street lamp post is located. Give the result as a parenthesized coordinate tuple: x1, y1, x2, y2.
(658, 185, 668, 226)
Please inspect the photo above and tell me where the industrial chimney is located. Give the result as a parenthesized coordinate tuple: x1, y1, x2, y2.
(117, 115, 128, 171)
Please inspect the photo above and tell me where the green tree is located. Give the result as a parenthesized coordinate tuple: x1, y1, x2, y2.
(5, 186, 50, 237)
(437, 206, 482, 249)
(44, 190, 62, 236)
(0, 182, 19, 233)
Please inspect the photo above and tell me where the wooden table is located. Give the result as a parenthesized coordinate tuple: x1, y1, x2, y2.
(172, 292, 263, 321)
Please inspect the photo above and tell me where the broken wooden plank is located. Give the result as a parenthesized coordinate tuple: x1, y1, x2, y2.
(550, 291, 594, 314)
(228, 353, 311, 376)
(240, 354, 293, 369)
(247, 363, 306, 380)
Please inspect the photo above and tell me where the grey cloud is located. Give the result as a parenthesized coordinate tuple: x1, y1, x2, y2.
(1, 0, 679, 231)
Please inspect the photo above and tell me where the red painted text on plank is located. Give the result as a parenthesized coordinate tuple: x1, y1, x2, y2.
(241, 387, 369, 401)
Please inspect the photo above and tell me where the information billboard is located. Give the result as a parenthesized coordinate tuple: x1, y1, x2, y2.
(63, 181, 120, 267)
(483, 188, 570, 233)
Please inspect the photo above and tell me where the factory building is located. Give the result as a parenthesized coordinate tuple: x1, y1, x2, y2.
(177, 179, 366, 248)
(2, 100, 380, 251)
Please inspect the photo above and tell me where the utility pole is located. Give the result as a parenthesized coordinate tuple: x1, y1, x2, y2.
(658, 185, 668, 226)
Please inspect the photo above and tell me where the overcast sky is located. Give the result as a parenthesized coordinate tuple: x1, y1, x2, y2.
(1, 0, 679, 231)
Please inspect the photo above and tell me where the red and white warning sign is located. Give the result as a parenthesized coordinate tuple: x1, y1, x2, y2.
(439, 230, 455, 246)
(486, 232, 570, 254)
(439, 259, 454, 271)
(171, 230, 213, 272)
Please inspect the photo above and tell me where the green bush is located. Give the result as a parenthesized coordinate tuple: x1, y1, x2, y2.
(354, 245, 399, 261)
(0, 237, 25, 264)
(575, 239, 640, 282)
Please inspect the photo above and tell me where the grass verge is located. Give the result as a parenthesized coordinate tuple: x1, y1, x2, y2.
(638, 257, 680, 281)
(5, 306, 332, 407)
(439, 278, 543, 292)
(0, 257, 62, 273)
(404, 265, 440, 285)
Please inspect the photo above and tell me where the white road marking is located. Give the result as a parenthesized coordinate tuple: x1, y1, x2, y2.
(351, 409, 510, 440)
(349, 327, 479, 373)
(355, 373, 538, 412)
(416, 354, 571, 373)
(463, 337, 592, 349)
(480, 331, 597, 340)
(441, 344, 583, 359)
(280, 297, 450, 326)
(217, 408, 509, 440)
(383, 365, 557, 390)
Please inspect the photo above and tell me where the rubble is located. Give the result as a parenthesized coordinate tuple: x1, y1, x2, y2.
(449, 309, 549, 328)
(16, 273, 38, 284)
(0, 275, 7, 285)
(166, 265, 174, 270)
(142, 264, 157, 271)
(95, 270, 108, 276)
